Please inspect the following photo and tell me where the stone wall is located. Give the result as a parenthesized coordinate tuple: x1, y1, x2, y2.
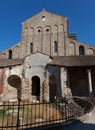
(0, 10, 95, 102)
(0, 65, 23, 101)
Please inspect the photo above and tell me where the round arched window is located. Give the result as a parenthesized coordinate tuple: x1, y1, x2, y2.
(38, 29, 41, 32)
(46, 28, 49, 32)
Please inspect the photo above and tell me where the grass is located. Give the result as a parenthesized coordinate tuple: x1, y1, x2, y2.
(6, 106, 14, 111)
(0, 105, 23, 118)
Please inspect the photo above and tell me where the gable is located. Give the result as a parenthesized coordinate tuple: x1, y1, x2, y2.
(25, 52, 51, 67)
(22, 10, 67, 28)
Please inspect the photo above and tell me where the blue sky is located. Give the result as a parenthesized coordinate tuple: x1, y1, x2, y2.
(0, 0, 95, 51)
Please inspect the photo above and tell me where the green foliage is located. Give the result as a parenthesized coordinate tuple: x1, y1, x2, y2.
(0, 105, 24, 118)
(35, 115, 43, 119)
(0, 109, 6, 118)
(6, 107, 14, 111)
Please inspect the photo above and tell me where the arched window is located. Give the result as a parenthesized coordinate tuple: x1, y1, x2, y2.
(79, 45, 85, 55)
(9, 50, 12, 59)
(68, 43, 75, 55)
(14, 46, 19, 58)
(54, 41, 58, 52)
(46, 28, 49, 32)
(38, 29, 41, 33)
(42, 16, 46, 22)
(45, 26, 51, 33)
(30, 43, 33, 53)
(87, 48, 94, 55)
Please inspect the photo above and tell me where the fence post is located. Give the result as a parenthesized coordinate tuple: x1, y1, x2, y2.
(16, 98, 21, 130)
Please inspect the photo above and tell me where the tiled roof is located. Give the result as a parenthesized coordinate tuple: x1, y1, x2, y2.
(48, 55, 95, 67)
(0, 59, 24, 67)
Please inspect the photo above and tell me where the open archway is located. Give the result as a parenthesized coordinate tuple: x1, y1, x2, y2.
(7, 75, 21, 99)
(31, 76, 40, 99)
(49, 75, 57, 101)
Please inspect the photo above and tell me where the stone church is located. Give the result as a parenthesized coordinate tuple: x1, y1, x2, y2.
(0, 10, 95, 102)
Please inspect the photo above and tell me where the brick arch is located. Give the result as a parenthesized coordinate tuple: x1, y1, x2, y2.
(7, 75, 22, 99)
(68, 42, 75, 55)
(87, 48, 94, 55)
(36, 26, 43, 33)
(22, 27, 28, 41)
(29, 27, 34, 35)
(45, 25, 51, 33)
(36, 26, 43, 52)
(23, 27, 28, 36)
(13, 46, 20, 58)
(43, 26, 51, 55)
(53, 25, 58, 52)
(60, 24, 64, 32)
(53, 25, 58, 33)
(0, 53, 6, 58)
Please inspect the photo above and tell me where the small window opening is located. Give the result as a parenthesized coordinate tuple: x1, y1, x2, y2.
(79, 45, 85, 55)
(9, 50, 12, 59)
(54, 41, 58, 52)
(42, 16, 45, 19)
(38, 29, 41, 32)
(30, 43, 33, 53)
(42, 16, 46, 22)
(46, 28, 49, 32)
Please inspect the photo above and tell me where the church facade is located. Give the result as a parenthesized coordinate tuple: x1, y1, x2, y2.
(0, 10, 95, 102)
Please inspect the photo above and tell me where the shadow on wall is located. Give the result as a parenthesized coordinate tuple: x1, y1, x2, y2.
(7, 75, 21, 99)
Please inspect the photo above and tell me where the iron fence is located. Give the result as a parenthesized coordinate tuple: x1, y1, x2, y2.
(0, 98, 84, 130)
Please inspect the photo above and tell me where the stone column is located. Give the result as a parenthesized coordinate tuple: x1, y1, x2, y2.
(87, 69, 93, 96)
(60, 67, 67, 97)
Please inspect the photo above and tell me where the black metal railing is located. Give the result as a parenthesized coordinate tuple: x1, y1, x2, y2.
(0, 98, 84, 130)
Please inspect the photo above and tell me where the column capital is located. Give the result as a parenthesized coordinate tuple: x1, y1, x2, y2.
(60, 67, 67, 73)
(87, 69, 91, 73)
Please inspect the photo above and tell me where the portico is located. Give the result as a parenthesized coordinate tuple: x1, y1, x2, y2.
(48, 55, 95, 98)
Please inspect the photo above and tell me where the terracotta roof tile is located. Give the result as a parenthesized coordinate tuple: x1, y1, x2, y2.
(48, 56, 95, 67)
(0, 59, 24, 67)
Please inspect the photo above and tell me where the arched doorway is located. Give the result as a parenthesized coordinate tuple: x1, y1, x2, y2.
(32, 76, 40, 99)
(7, 75, 21, 99)
(49, 75, 57, 101)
